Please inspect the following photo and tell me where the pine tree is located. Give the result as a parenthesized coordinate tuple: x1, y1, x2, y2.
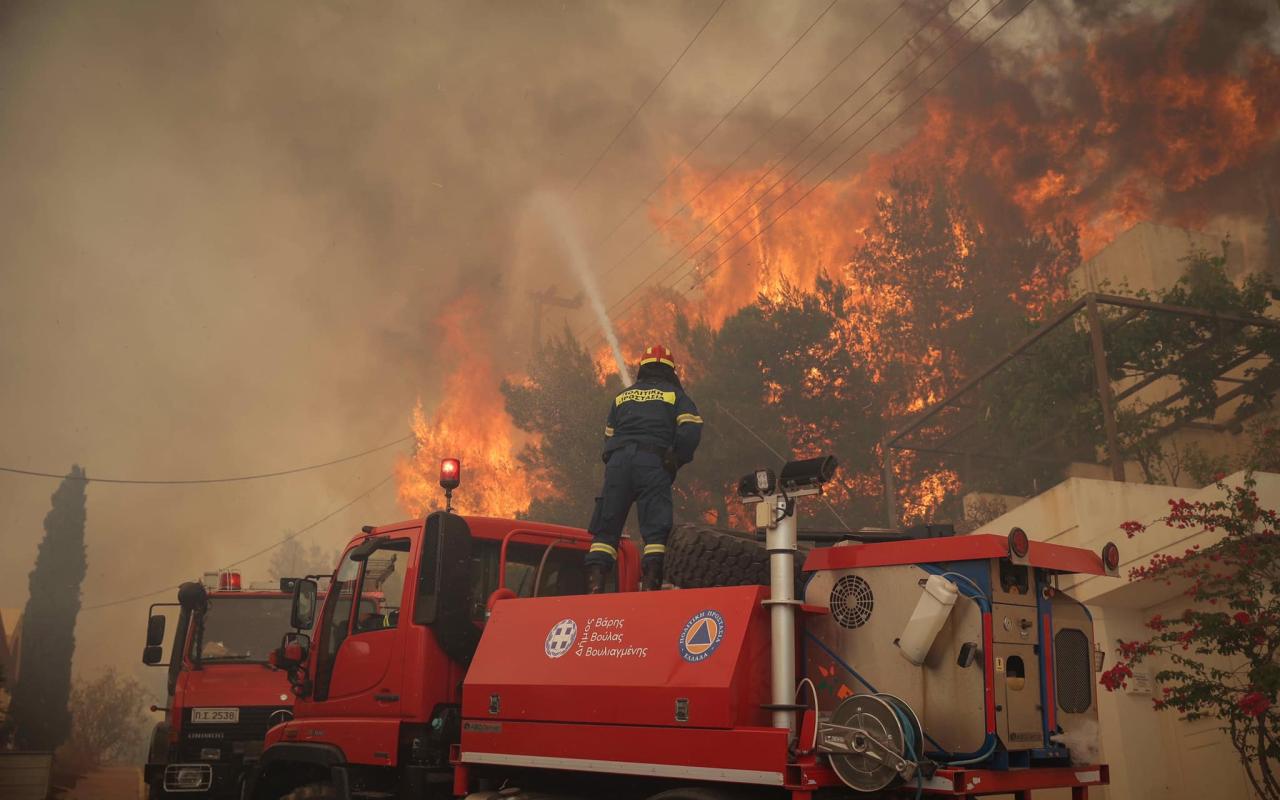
(10, 465, 88, 751)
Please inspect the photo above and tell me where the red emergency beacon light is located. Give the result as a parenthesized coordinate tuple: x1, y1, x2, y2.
(217, 570, 242, 591)
(439, 457, 461, 490)
(440, 457, 460, 513)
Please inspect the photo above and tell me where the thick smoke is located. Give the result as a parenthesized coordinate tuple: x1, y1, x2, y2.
(0, 0, 891, 679)
(1, 0, 1275, 684)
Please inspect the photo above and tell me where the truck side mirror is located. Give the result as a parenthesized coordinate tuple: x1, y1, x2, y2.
(291, 578, 318, 631)
(270, 632, 313, 698)
(282, 631, 310, 662)
(142, 613, 167, 665)
(270, 631, 311, 669)
(146, 614, 167, 647)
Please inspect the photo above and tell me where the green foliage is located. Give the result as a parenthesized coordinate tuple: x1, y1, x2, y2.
(1178, 410, 1280, 487)
(1106, 477, 1280, 799)
(501, 329, 615, 526)
(62, 668, 151, 769)
(268, 537, 339, 580)
(955, 242, 1279, 492)
(10, 466, 88, 752)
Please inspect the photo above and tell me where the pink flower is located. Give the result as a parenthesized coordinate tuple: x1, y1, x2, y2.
(1100, 663, 1133, 691)
(1120, 520, 1145, 538)
(1239, 692, 1272, 718)
(1234, 612, 1252, 625)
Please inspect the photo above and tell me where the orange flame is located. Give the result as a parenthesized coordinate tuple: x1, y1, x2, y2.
(404, 3, 1279, 526)
(395, 298, 547, 518)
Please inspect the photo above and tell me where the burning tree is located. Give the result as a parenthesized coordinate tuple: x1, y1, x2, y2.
(1103, 475, 1280, 799)
(501, 330, 616, 526)
(8, 466, 88, 752)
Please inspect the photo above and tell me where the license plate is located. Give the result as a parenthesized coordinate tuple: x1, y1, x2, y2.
(191, 707, 239, 724)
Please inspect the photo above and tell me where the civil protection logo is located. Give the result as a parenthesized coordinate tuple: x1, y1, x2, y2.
(544, 618, 578, 659)
(679, 610, 725, 663)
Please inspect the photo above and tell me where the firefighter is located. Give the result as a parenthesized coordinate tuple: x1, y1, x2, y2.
(585, 344, 703, 593)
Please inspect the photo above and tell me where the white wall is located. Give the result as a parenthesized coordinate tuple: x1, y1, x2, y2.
(974, 471, 1276, 799)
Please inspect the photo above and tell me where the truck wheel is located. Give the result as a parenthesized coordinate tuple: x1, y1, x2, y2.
(280, 785, 336, 800)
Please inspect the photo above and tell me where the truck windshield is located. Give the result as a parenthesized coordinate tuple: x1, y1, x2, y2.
(194, 596, 293, 663)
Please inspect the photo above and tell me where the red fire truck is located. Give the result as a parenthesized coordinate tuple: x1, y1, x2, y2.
(250, 457, 1116, 799)
(142, 571, 319, 799)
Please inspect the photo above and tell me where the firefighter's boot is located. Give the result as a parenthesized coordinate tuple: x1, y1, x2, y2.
(641, 558, 664, 591)
(586, 563, 608, 594)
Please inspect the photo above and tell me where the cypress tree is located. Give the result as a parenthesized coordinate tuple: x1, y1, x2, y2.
(10, 465, 88, 751)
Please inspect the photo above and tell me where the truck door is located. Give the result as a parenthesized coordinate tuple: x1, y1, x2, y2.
(313, 538, 411, 713)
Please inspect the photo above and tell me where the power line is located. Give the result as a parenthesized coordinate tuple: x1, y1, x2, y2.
(82, 471, 396, 611)
(599, 0, 1008, 333)
(571, 0, 730, 193)
(578, 0, 849, 280)
(0, 435, 412, 485)
(582, 0, 962, 339)
(653, 0, 998, 296)
(668, 0, 1035, 297)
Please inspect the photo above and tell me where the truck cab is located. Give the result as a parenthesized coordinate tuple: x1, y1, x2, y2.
(143, 571, 318, 799)
(250, 513, 639, 799)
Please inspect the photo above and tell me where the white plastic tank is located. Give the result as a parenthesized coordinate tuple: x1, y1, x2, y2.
(897, 574, 959, 665)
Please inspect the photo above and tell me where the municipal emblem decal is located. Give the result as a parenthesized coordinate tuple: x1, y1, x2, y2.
(679, 610, 725, 663)
(544, 618, 578, 659)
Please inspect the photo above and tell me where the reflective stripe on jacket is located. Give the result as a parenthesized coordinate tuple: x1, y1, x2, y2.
(602, 377, 702, 464)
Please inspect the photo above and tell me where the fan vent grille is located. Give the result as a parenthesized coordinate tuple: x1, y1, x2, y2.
(830, 575, 874, 629)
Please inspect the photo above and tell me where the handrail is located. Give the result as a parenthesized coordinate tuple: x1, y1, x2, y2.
(496, 527, 630, 594)
(497, 529, 577, 596)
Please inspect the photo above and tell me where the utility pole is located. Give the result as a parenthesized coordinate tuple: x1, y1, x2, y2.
(528, 286, 583, 348)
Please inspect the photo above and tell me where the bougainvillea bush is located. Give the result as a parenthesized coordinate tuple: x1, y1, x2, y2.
(1103, 475, 1280, 799)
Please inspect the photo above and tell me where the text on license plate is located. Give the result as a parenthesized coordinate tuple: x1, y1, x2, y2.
(191, 708, 239, 724)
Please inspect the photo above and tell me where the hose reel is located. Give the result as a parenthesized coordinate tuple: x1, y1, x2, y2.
(817, 693, 924, 793)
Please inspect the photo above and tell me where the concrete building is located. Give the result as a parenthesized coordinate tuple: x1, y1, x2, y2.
(965, 222, 1275, 798)
(1070, 222, 1272, 488)
(975, 472, 1268, 800)
(1069, 221, 1252, 297)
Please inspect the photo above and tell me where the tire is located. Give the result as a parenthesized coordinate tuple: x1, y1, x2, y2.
(665, 524, 808, 591)
(280, 784, 336, 800)
(666, 524, 765, 588)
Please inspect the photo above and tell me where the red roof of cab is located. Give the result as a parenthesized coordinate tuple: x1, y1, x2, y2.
(802, 533, 1109, 576)
(361, 515, 594, 542)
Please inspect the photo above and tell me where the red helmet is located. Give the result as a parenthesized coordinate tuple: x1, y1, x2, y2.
(639, 344, 675, 369)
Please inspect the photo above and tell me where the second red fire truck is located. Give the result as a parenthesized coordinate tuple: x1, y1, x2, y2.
(142, 571, 318, 799)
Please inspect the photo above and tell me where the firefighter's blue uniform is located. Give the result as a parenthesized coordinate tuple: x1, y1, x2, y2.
(585, 361, 702, 579)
